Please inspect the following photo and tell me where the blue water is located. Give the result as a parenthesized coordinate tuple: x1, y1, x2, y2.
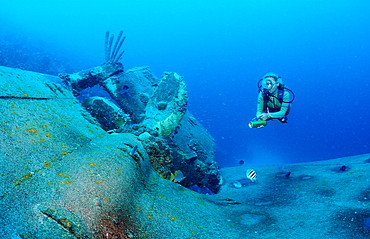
(1, 0, 369, 167)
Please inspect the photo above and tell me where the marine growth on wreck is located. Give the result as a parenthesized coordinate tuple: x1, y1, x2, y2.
(0, 31, 224, 238)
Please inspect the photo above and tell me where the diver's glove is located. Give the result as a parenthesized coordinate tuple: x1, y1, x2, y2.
(258, 113, 271, 121)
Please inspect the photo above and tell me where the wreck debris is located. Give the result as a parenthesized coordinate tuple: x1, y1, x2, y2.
(101, 66, 157, 124)
(59, 62, 123, 96)
(82, 96, 131, 131)
(141, 72, 188, 137)
(59, 30, 126, 96)
(55, 31, 221, 193)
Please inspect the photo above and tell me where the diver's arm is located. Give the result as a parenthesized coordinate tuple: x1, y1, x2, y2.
(256, 92, 264, 117)
(268, 91, 290, 119)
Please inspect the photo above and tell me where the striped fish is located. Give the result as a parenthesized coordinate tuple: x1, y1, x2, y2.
(246, 169, 257, 182)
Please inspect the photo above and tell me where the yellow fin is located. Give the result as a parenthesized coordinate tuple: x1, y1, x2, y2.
(170, 173, 175, 182)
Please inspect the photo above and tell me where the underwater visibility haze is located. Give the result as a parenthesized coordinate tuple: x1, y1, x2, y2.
(1, 0, 369, 167)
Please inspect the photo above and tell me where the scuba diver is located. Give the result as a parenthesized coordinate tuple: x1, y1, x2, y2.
(249, 72, 295, 128)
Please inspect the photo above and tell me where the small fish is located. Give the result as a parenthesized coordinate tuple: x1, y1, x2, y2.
(107, 129, 117, 134)
(170, 170, 185, 183)
(246, 169, 257, 182)
(129, 145, 138, 156)
(332, 165, 350, 172)
(339, 165, 349, 171)
(239, 160, 245, 166)
(223, 198, 241, 205)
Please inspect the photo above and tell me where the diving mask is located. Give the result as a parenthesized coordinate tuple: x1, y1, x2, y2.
(261, 78, 276, 90)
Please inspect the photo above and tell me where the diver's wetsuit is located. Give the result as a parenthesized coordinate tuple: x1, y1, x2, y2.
(256, 89, 290, 119)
